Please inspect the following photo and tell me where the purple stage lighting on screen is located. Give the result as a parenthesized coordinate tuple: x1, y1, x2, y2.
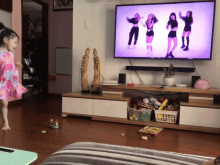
(114, 1, 215, 60)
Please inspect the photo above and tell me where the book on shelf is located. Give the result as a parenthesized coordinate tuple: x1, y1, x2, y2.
(138, 126, 163, 136)
(102, 89, 126, 97)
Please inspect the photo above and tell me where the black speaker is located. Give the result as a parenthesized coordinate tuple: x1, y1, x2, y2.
(118, 73, 126, 84)
(191, 76, 201, 87)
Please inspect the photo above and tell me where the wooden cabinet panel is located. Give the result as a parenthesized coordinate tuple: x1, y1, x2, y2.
(93, 99, 127, 119)
(62, 97, 93, 115)
(180, 106, 220, 128)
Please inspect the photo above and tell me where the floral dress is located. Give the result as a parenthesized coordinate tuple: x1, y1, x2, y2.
(0, 50, 28, 100)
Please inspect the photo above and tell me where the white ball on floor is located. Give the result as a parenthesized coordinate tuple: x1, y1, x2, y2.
(143, 98, 149, 104)
(121, 134, 124, 136)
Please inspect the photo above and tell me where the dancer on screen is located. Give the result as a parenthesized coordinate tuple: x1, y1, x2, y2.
(179, 11, 193, 51)
(166, 12, 178, 58)
(126, 13, 143, 49)
(140, 13, 158, 55)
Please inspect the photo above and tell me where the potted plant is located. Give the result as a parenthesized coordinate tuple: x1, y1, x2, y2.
(163, 64, 176, 86)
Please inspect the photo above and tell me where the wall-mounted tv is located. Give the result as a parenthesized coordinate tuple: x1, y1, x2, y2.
(114, 1, 216, 60)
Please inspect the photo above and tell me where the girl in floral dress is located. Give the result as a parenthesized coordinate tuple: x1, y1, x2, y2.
(0, 23, 28, 131)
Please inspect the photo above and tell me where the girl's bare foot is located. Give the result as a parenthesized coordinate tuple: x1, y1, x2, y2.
(2, 123, 10, 131)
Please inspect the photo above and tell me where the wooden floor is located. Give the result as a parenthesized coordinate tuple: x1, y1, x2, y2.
(1, 95, 220, 165)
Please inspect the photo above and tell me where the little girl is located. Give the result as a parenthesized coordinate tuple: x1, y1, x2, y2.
(0, 23, 28, 131)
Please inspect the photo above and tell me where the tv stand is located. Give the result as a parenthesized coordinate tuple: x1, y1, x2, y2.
(62, 84, 220, 134)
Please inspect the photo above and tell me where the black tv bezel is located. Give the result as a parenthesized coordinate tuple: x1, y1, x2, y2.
(113, 0, 216, 61)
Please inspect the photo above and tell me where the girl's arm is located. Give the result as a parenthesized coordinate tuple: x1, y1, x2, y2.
(190, 18, 193, 25)
(148, 20, 154, 29)
(138, 17, 144, 21)
(141, 20, 146, 27)
(166, 22, 170, 30)
(179, 12, 183, 19)
(126, 17, 132, 23)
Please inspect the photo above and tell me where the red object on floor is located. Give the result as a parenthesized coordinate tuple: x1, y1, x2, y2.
(127, 84, 134, 86)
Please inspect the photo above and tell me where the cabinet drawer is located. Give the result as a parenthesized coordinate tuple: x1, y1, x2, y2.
(180, 106, 220, 128)
(62, 97, 93, 115)
(93, 99, 127, 118)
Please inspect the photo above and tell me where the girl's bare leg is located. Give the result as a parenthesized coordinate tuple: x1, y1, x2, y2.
(183, 31, 191, 51)
(149, 36, 154, 52)
(146, 36, 150, 49)
(181, 31, 186, 48)
(171, 37, 177, 52)
(167, 38, 172, 54)
(0, 100, 10, 131)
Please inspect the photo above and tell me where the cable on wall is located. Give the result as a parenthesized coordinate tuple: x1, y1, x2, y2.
(191, 60, 199, 76)
(129, 59, 144, 84)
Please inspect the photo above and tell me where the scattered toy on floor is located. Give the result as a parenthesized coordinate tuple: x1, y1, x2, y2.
(42, 130, 46, 133)
(142, 136, 148, 141)
(53, 120, 59, 129)
(49, 119, 54, 128)
(121, 134, 124, 136)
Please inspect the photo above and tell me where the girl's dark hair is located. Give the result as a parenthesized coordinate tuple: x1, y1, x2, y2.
(134, 13, 140, 20)
(187, 11, 193, 18)
(0, 22, 19, 46)
(152, 15, 158, 23)
(146, 14, 158, 25)
(169, 12, 177, 21)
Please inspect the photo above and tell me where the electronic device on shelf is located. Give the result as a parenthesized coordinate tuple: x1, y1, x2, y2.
(176, 84, 187, 87)
(103, 80, 118, 84)
(114, 1, 215, 60)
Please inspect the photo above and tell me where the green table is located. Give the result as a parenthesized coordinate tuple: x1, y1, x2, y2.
(0, 146, 37, 165)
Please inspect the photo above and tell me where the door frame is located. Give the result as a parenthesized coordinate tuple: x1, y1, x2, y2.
(21, 0, 48, 99)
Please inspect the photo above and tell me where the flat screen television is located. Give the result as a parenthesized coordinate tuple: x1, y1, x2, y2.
(114, 1, 216, 60)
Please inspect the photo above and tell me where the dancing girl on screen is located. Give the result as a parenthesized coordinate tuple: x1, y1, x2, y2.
(166, 12, 178, 58)
(126, 13, 143, 49)
(179, 11, 193, 51)
(141, 13, 158, 55)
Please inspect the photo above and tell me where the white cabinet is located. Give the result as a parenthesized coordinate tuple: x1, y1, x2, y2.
(62, 96, 128, 119)
(62, 97, 93, 115)
(180, 106, 220, 128)
(93, 99, 127, 118)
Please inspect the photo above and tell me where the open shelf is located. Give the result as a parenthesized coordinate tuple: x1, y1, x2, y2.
(62, 92, 130, 101)
(95, 84, 220, 95)
(180, 102, 220, 109)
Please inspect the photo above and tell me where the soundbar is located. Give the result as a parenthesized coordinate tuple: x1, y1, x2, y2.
(126, 66, 195, 72)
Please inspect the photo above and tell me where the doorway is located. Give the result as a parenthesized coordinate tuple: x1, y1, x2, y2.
(22, 0, 48, 100)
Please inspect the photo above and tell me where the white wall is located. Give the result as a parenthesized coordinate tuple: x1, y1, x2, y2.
(72, 0, 220, 92)
(0, 9, 12, 28)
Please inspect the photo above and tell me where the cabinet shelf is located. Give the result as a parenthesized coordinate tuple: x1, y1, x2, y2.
(91, 116, 220, 134)
(180, 102, 220, 109)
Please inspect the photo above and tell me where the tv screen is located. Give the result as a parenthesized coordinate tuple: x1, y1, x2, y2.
(114, 1, 215, 60)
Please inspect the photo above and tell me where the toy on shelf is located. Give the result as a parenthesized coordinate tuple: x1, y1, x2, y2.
(149, 97, 161, 109)
(158, 99, 168, 110)
(49, 119, 54, 128)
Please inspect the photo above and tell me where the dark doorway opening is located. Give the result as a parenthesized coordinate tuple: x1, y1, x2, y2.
(22, 0, 48, 100)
